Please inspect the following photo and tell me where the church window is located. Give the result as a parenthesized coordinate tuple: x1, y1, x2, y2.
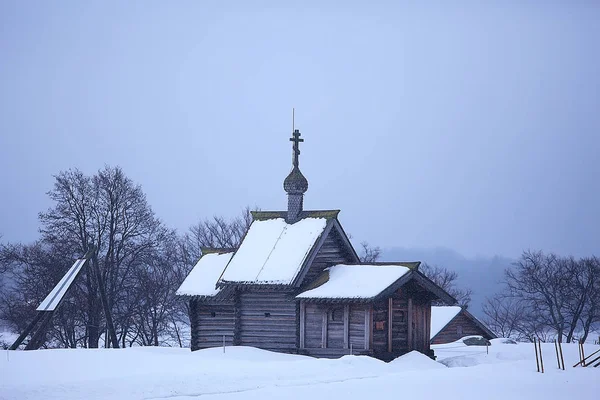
(457, 325, 463, 336)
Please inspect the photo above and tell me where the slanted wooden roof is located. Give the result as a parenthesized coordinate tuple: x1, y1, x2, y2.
(218, 216, 329, 285)
(430, 306, 497, 341)
(296, 264, 412, 300)
(297, 265, 457, 304)
(176, 251, 234, 298)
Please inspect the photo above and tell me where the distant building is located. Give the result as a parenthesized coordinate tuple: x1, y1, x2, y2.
(430, 306, 497, 344)
(177, 128, 456, 360)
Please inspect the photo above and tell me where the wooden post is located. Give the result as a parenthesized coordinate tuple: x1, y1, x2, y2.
(10, 312, 45, 350)
(364, 308, 370, 350)
(558, 340, 565, 370)
(554, 340, 560, 369)
(321, 311, 328, 348)
(343, 305, 349, 349)
(299, 301, 305, 349)
(369, 306, 374, 350)
(581, 342, 586, 367)
(538, 339, 544, 373)
(534, 338, 540, 372)
(425, 301, 431, 352)
(233, 289, 241, 346)
(387, 298, 393, 353)
(407, 297, 413, 351)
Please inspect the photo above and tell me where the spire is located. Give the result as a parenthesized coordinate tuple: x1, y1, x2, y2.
(284, 127, 308, 224)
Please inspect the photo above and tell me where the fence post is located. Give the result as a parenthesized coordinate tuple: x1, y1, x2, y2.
(538, 339, 544, 373)
(534, 338, 540, 372)
(223, 335, 225, 354)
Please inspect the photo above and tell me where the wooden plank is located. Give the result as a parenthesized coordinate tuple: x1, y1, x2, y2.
(321, 312, 328, 348)
(300, 300, 306, 349)
(388, 297, 393, 352)
(408, 297, 413, 351)
(343, 305, 349, 349)
(364, 308, 369, 350)
(369, 306, 374, 350)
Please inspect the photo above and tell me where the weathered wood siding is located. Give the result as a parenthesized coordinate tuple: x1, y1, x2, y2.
(303, 303, 369, 355)
(305, 303, 326, 348)
(391, 296, 409, 353)
(370, 286, 433, 359)
(372, 299, 388, 352)
(349, 305, 367, 350)
(301, 227, 356, 286)
(190, 300, 235, 351)
(238, 290, 297, 351)
(431, 312, 492, 344)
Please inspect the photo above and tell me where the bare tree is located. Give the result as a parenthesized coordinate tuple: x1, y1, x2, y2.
(2, 166, 171, 348)
(504, 251, 572, 342)
(183, 206, 254, 264)
(359, 242, 381, 263)
(482, 294, 529, 339)
(420, 263, 473, 307)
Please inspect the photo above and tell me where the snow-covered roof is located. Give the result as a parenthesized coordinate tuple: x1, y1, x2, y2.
(37, 258, 88, 311)
(430, 306, 462, 339)
(296, 264, 411, 299)
(218, 217, 329, 285)
(177, 252, 234, 297)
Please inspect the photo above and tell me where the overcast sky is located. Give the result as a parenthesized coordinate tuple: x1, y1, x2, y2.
(1, 1, 599, 259)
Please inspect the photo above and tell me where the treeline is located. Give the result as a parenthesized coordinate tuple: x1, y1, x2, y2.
(0, 166, 253, 349)
(483, 251, 600, 343)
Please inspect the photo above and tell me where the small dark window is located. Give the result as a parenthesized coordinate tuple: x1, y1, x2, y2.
(264, 312, 271, 317)
(210, 312, 216, 318)
(398, 311, 405, 323)
(330, 308, 343, 322)
(457, 325, 463, 335)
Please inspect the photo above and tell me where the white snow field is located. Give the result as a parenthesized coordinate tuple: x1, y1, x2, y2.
(1, 341, 598, 400)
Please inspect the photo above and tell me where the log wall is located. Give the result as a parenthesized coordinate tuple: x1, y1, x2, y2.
(303, 303, 369, 351)
(238, 290, 297, 351)
(190, 300, 235, 350)
(301, 227, 356, 286)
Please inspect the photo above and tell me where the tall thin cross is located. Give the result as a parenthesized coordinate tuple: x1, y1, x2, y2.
(290, 129, 303, 168)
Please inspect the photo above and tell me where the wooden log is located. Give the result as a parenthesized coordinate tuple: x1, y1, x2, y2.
(407, 297, 413, 351)
(388, 297, 393, 352)
(343, 305, 349, 349)
(300, 300, 306, 349)
(322, 312, 328, 348)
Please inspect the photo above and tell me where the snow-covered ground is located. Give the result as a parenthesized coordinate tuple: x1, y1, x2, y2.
(0, 341, 598, 400)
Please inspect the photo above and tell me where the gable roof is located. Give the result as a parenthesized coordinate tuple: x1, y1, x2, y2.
(218, 216, 330, 286)
(296, 264, 411, 300)
(176, 251, 234, 297)
(296, 264, 457, 304)
(430, 306, 462, 339)
(430, 306, 497, 340)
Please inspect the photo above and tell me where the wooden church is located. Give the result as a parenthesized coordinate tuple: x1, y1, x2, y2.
(177, 129, 456, 360)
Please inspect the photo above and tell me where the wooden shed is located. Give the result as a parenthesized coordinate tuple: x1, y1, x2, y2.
(430, 306, 497, 345)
